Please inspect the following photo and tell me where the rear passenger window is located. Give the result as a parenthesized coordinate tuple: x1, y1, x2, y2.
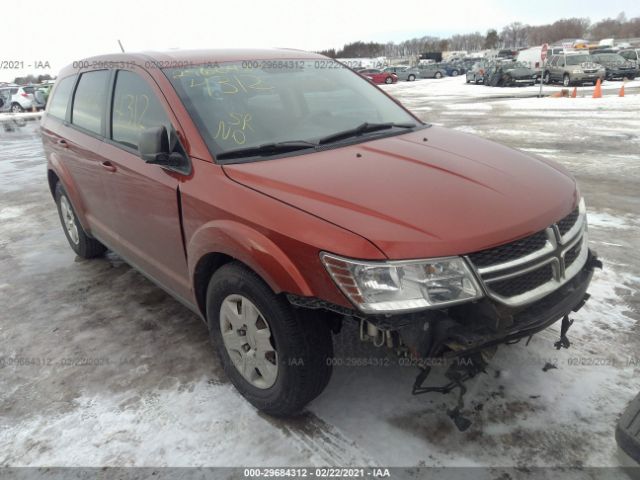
(111, 70, 171, 150)
(72, 70, 109, 135)
(47, 75, 76, 120)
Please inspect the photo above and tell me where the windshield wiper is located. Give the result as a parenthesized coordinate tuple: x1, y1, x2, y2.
(217, 141, 318, 160)
(318, 122, 416, 145)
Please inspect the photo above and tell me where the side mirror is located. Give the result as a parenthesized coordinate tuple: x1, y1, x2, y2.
(139, 125, 169, 163)
(138, 126, 190, 174)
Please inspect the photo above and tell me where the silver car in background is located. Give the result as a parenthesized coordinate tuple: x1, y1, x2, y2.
(383, 66, 420, 81)
(417, 63, 447, 79)
(0, 85, 35, 113)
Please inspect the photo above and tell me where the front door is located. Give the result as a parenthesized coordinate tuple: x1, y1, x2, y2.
(101, 68, 191, 301)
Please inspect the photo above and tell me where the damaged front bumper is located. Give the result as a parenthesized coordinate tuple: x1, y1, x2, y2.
(290, 250, 601, 359)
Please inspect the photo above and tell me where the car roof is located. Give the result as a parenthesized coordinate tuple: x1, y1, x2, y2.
(57, 48, 326, 77)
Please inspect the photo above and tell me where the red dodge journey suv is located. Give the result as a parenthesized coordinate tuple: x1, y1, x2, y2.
(41, 49, 599, 418)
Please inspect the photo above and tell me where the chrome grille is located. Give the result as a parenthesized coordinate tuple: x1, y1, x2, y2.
(557, 206, 579, 236)
(564, 240, 582, 268)
(466, 199, 588, 307)
(468, 230, 547, 268)
(489, 263, 554, 297)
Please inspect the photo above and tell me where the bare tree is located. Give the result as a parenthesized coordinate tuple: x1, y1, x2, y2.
(501, 22, 528, 49)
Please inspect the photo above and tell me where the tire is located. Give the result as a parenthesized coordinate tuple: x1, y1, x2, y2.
(451, 70, 459, 76)
(563, 74, 571, 87)
(466, 77, 470, 83)
(54, 182, 107, 259)
(206, 262, 333, 416)
(543, 72, 550, 84)
(408, 74, 415, 82)
(384, 76, 393, 84)
(435, 72, 442, 79)
(11, 103, 24, 113)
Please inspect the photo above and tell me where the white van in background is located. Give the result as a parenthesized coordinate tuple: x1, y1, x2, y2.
(517, 46, 544, 69)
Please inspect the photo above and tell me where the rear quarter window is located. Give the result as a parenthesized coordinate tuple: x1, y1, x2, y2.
(72, 70, 110, 135)
(47, 76, 76, 120)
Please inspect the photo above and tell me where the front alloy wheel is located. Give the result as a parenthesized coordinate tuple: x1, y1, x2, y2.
(563, 74, 571, 87)
(207, 262, 333, 416)
(219, 294, 278, 389)
(11, 103, 24, 113)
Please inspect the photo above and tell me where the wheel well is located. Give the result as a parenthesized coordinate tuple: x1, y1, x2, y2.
(193, 252, 235, 318)
(47, 170, 59, 198)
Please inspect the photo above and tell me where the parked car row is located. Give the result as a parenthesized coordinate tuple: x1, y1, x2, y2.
(361, 61, 474, 84)
(464, 50, 638, 87)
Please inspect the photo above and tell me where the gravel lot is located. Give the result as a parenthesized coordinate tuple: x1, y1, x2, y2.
(0, 78, 639, 474)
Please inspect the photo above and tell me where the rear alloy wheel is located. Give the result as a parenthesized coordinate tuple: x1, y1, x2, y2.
(11, 103, 24, 113)
(408, 74, 415, 81)
(435, 72, 442, 79)
(543, 72, 550, 84)
(207, 262, 333, 416)
(54, 182, 107, 258)
(451, 70, 459, 76)
(385, 76, 393, 84)
(563, 74, 571, 87)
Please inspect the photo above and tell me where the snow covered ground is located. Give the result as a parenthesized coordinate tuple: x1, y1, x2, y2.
(0, 78, 639, 474)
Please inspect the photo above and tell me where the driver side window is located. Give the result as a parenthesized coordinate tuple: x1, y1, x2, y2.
(111, 70, 172, 150)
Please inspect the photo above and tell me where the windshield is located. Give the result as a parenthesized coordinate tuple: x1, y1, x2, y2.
(566, 55, 591, 65)
(165, 60, 418, 160)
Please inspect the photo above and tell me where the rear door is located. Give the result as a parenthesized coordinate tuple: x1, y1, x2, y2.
(41, 71, 121, 244)
(101, 68, 191, 301)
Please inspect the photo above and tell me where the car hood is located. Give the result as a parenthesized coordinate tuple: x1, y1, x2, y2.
(223, 127, 578, 259)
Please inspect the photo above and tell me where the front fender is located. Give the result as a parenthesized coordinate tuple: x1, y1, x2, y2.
(188, 219, 313, 296)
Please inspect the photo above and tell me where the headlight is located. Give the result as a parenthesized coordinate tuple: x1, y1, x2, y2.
(320, 253, 483, 313)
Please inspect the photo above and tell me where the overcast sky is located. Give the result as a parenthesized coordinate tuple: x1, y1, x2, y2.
(1, 0, 638, 81)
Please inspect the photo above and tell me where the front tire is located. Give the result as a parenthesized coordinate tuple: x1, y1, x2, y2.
(54, 182, 106, 259)
(435, 72, 442, 79)
(206, 262, 333, 416)
(563, 74, 571, 87)
(384, 76, 393, 84)
(408, 74, 415, 82)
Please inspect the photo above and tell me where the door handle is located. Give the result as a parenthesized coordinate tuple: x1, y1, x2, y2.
(57, 139, 69, 148)
(101, 161, 117, 172)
